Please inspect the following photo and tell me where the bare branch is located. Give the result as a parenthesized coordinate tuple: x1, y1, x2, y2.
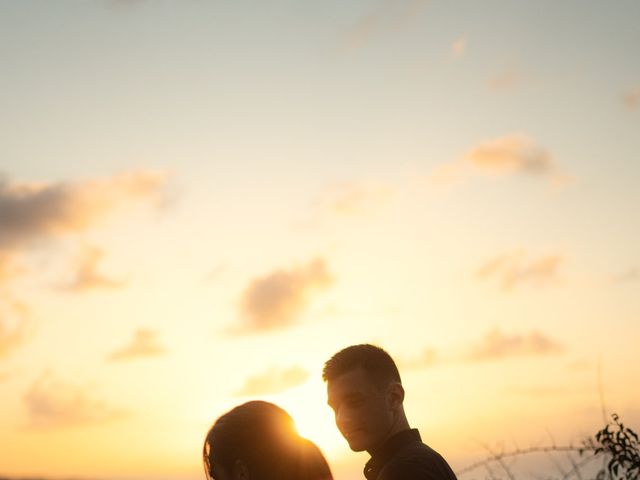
(457, 445, 586, 476)
(561, 452, 598, 480)
(597, 356, 608, 424)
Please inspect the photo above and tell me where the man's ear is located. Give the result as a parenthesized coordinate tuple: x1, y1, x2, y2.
(387, 382, 405, 410)
(233, 460, 249, 480)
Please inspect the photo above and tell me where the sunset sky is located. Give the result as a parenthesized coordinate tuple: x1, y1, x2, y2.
(1, 1, 639, 479)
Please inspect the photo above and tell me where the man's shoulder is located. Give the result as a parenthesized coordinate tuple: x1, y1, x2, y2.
(378, 441, 457, 480)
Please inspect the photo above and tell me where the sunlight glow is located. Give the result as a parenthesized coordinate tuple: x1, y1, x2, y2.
(272, 378, 347, 456)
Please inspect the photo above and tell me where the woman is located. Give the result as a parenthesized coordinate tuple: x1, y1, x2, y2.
(203, 401, 333, 480)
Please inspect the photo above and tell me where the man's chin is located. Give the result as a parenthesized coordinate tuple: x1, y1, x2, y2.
(348, 443, 367, 452)
(345, 436, 368, 452)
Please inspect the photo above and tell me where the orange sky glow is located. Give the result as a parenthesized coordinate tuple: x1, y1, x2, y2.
(1, 2, 639, 480)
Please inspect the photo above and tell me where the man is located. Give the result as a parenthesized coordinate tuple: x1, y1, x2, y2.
(323, 344, 457, 480)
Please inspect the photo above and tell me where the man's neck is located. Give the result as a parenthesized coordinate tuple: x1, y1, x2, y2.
(367, 414, 411, 456)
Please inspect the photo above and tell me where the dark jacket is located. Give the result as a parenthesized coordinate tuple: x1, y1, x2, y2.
(364, 429, 457, 480)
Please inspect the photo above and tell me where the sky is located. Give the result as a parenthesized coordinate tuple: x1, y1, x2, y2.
(0, 1, 639, 479)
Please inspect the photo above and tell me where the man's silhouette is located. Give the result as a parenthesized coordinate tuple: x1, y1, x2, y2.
(323, 344, 457, 480)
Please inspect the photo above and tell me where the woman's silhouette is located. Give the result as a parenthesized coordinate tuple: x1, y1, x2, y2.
(203, 401, 333, 480)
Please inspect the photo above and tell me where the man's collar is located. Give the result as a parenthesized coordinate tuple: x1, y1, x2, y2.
(364, 429, 422, 479)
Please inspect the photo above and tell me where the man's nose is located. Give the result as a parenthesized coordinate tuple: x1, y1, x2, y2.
(335, 407, 352, 429)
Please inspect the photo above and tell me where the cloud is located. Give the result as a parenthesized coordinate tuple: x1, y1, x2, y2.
(0, 170, 168, 251)
(60, 244, 127, 292)
(567, 359, 592, 372)
(204, 262, 227, 284)
(476, 251, 563, 290)
(235, 366, 309, 396)
(103, 0, 147, 9)
(239, 258, 333, 331)
(465, 134, 557, 177)
(107, 328, 166, 362)
(0, 252, 26, 285)
(488, 68, 523, 91)
(23, 371, 126, 429)
(431, 135, 569, 186)
(429, 159, 469, 185)
(397, 348, 438, 370)
(295, 179, 395, 229)
(505, 385, 566, 396)
(0, 299, 29, 360)
(390, 330, 562, 371)
(451, 37, 466, 58)
(623, 86, 640, 109)
(322, 180, 394, 216)
(612, 267, 639, 284)
(343, 0, 427, 51)
(465, 328, 564, 361)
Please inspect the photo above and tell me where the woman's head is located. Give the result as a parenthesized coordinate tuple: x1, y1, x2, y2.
(203, 401, 332, 480)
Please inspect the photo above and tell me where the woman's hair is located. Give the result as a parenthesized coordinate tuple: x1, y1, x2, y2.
(203, 401, 332, 480)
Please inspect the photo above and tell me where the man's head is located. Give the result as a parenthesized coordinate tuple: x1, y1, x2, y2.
(323, 344, 408, 454)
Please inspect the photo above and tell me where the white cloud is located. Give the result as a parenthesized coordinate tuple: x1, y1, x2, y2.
(488, 68, 523, 91)
(612, 266, 639, 284)
(465, 328, 564, 361)
(343, 0, 428, 51)
(476, 251, 563, 290)
(0, 299, 29, 360)
(0, 170, 169, 251)
(623, 86, 640, 109)
(466, 135, 555, 176)
(322, 179, 394, 216)
(238, 258, 333, 331)
(108, 329, 166, 362)
(431, 135, 570, 186)
(235, 366, 309, 396)
(451, 37, 466, 58)
(397, 348, 438, 370)
(60, 244, 127, 292)
(23, 371, 126, 429)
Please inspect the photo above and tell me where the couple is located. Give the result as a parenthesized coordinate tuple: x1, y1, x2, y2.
(203, 344, 457, 480)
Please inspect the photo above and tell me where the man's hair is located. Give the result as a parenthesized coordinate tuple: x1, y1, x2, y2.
(322, 344, 401, 389)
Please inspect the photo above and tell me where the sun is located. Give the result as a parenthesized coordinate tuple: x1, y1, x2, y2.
(272, 378, 347, 456)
